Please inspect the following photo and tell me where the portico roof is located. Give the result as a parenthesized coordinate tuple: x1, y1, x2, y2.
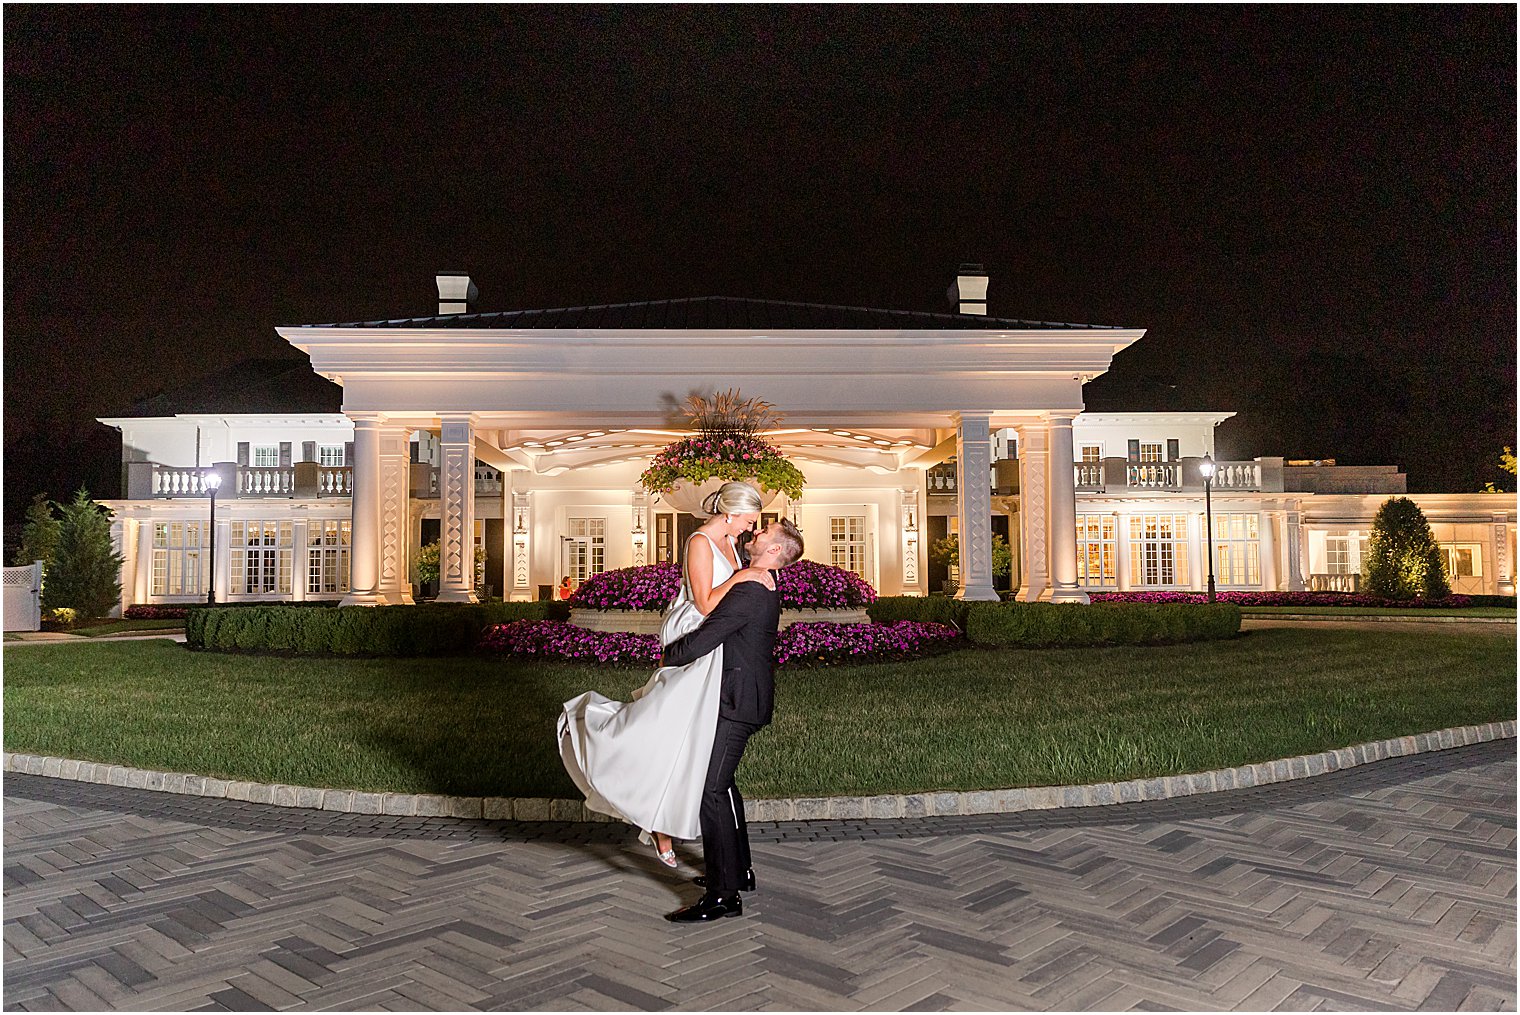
(298, 296, 1129, 332)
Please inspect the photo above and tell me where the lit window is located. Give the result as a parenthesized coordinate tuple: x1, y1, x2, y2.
(1080, 445, 1103, 464)
(318, 445, 345, 467)
(1076, 514, 1116, 588)
(307, 519, 351, 595)
(151, 521, 203, 596)
(567, 518, 606, 583)
(1211, 512, 1261, 587)
(251, 446, 280, 468)
(1139, 443, 1164, 463)
(1128, 513, 1190, 587)
(1442, 544, 1483, 579)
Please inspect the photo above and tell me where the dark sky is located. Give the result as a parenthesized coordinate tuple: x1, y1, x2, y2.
(5, 6, 1515, 518)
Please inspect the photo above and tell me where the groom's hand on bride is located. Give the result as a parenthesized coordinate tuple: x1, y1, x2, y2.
(732, 568, 769, 585)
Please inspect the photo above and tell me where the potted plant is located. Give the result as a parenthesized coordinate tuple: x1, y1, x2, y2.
(413, 541, 486, 600)
(930, 533, 1013, 593)
(639, 389, 806, 515)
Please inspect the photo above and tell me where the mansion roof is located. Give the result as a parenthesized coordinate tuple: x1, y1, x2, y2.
(299, 296, 1129, 332)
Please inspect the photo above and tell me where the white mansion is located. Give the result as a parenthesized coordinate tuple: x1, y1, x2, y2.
(100, 271, 1517, 611)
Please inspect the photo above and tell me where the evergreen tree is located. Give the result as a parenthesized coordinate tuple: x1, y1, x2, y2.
(14, 493, 60, 567)
(1362, 497, 1450, 600)
(42, 488, 123, 619)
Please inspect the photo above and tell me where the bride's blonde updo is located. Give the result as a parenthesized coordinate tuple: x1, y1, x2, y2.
(701, 481, 764, 518)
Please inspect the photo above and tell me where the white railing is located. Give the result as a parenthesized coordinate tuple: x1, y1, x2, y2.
(926, 465, 957, 493)
(1127, 463, 1181, 490)
(1210, 461, 1261, 491)
(1074, 463, 1104, 491)
(318, 467, 352, 495)
(476, 466, 503, 496)
(153, 466, 208, 497)
(1310, 573, 1360, 593)
(239, 467, 294, 495)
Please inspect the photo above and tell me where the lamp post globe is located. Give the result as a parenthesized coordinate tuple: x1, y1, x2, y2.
(1199, 453, 1217, 604)
(205, 472, 222, 605)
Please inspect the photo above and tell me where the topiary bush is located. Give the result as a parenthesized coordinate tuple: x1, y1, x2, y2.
(965, 602, 1241, 648)
(1363, 497, 1451, 600)
(186, 600, 568, 657)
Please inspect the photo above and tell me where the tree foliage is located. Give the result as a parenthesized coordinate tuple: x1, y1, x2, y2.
(1362, 497, 1449, 600)
(930, 533, 1014, 578)
(41, 488, 123, 619)
(14, 493, 60, 567)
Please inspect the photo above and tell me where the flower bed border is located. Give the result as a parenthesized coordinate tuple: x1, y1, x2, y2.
(8, 721, 1511, 822)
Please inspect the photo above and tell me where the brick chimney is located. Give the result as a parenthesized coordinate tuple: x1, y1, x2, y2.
(436, 272, 478, 315)
(947, 263, 988, 315)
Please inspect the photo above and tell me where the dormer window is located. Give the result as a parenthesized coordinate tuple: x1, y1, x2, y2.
(1080, 444, 1103, 464)
(1139, 442, 1164, 463)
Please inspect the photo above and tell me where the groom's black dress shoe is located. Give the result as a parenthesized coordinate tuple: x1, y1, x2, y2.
(666, 892, 743, 922)
(692, 868, 756, 892)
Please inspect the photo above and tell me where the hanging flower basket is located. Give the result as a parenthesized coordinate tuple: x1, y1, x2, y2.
(638, 390, 806, 514)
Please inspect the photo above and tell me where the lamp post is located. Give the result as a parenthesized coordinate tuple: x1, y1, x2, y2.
(1199, 453, 1217, 604)
(204, 472, 222, 604)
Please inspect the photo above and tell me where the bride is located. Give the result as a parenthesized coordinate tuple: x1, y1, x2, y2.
(557, 481, 769, 866)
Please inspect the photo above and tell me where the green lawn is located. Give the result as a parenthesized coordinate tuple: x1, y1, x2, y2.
(71, 619, 186, 637)
(1241, 606, 1516, 619)
(4, 629, 1513, 799)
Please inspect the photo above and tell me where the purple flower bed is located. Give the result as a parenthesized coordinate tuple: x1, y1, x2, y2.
(123, 604, 191, 620)
(1088, 591, 1484, 608)
(568, 558, 877, 611)
(568, 563, 681, 611)
(480, 619, 960, 668)
(480, 621, 662, 666)
(773, 621, 961, 667)
(775, 560, 877, 609)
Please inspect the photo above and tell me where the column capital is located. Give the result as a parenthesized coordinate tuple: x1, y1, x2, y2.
(346, 412, 389, 427)
(439, 414, 478, 445)
(950, 410, 995, 427)
(1041, 410, 1082, 426)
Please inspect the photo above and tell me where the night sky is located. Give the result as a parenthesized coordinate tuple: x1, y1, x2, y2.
(5, 6, 1515, 521)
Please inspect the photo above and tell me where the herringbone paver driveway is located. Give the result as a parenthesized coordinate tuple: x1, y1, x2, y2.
(4, 741, 1515, 1011)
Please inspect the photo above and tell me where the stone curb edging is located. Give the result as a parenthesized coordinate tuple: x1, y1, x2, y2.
(1240, 614, 1515, 625)
(6, 721, 1514, 823)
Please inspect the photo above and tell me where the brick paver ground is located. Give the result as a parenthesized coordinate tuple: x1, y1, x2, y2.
(4, 740, 1515, 1011)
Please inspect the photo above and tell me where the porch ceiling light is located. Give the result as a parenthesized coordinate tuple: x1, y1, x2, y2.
(546, 440, 564, 447)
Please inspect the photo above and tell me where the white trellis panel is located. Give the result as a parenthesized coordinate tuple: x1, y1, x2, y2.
(3, 562, 43, 632)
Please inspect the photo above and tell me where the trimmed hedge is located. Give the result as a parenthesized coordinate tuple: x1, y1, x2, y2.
(965, 601, 1241, 648)
(187, 601, 569, 656)
(866, 596, 974, 629)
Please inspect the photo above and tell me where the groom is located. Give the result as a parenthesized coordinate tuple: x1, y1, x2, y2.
(660, 518, 804, 923)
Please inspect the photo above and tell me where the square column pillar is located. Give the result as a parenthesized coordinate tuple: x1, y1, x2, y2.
(1114, 511, 1132, 591)
(435, 415, 479, 603)
(1014, 423, 1050, 601)
(1493, 514, 1514, 596)
(900, 486, 924, 596)
(136, 517, 155, 604)
(376, 426, 414, 605)
(953, 412, 999, 602)
(510, 488, 532, 602)
(1045, 412, 1089, 604)
(1285, 503, 1306, 591)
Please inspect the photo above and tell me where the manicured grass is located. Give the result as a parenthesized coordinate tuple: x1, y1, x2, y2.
(71, 619, 186, 637)
(3, 629, 1513, 799)
(1241, 606, 1516, 618)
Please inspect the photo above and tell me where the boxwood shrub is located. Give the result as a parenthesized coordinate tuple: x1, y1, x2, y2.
(965, 601, 1241, 648)
(866, 596, 974, 629)
(186, 600, 569, 656)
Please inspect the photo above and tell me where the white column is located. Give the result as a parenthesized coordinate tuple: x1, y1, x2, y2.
(290, 518, 308, 602)
(375, 426, 414, 605)
(1114, 512, 1131, 591)
(436, 415, 479, 603)
(1494, 514, 1514, 596)
(1045, 413, 1089, 604)
(1015, 423, 1050, 601)
(341, 415, 384, 606)
(1189, 510, 1207, 592)
(1285, 505, 1306, 591)
(1258, 510, 1278, 591)
(953, 412, 999, 601)
(136, 518, 155, 604)
(214, 518, 232, 603)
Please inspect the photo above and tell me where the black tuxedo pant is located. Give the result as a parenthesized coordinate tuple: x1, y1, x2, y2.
(701, 717, 761, 893)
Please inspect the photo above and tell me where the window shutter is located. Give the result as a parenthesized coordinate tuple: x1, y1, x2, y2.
(279, 442, 293, 468)
(302, 441, 316, 463)
(1127, 440, 1140, 464)
(1167, 439, 1180, 462)
(345, 442, 355, 466)
(237, 442, 249, 467)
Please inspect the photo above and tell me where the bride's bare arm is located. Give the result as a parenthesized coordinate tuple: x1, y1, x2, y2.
(687, 535, 747, 615)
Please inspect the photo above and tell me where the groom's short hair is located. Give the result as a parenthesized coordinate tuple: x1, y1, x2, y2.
(773, 518, 804, 567)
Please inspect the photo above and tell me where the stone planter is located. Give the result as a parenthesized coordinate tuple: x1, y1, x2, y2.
(652, 477, 783, 517)
(570, 606, 871, 634)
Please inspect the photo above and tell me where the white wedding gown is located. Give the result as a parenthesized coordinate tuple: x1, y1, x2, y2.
(556, 532, 732, 841)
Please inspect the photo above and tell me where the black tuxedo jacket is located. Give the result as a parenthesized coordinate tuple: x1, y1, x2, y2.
(662, 581, 780, 727)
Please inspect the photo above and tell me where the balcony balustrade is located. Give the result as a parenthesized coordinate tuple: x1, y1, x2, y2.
(317, 466, 352, 496)
(1210, 461, 1261, 491)
(926, 463, 957, 494)
(1074, 462, 1104, 492)
(239, 467, 295, 496)
(151, 466, 209, 497)
(1309, 573, 1361, 593)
